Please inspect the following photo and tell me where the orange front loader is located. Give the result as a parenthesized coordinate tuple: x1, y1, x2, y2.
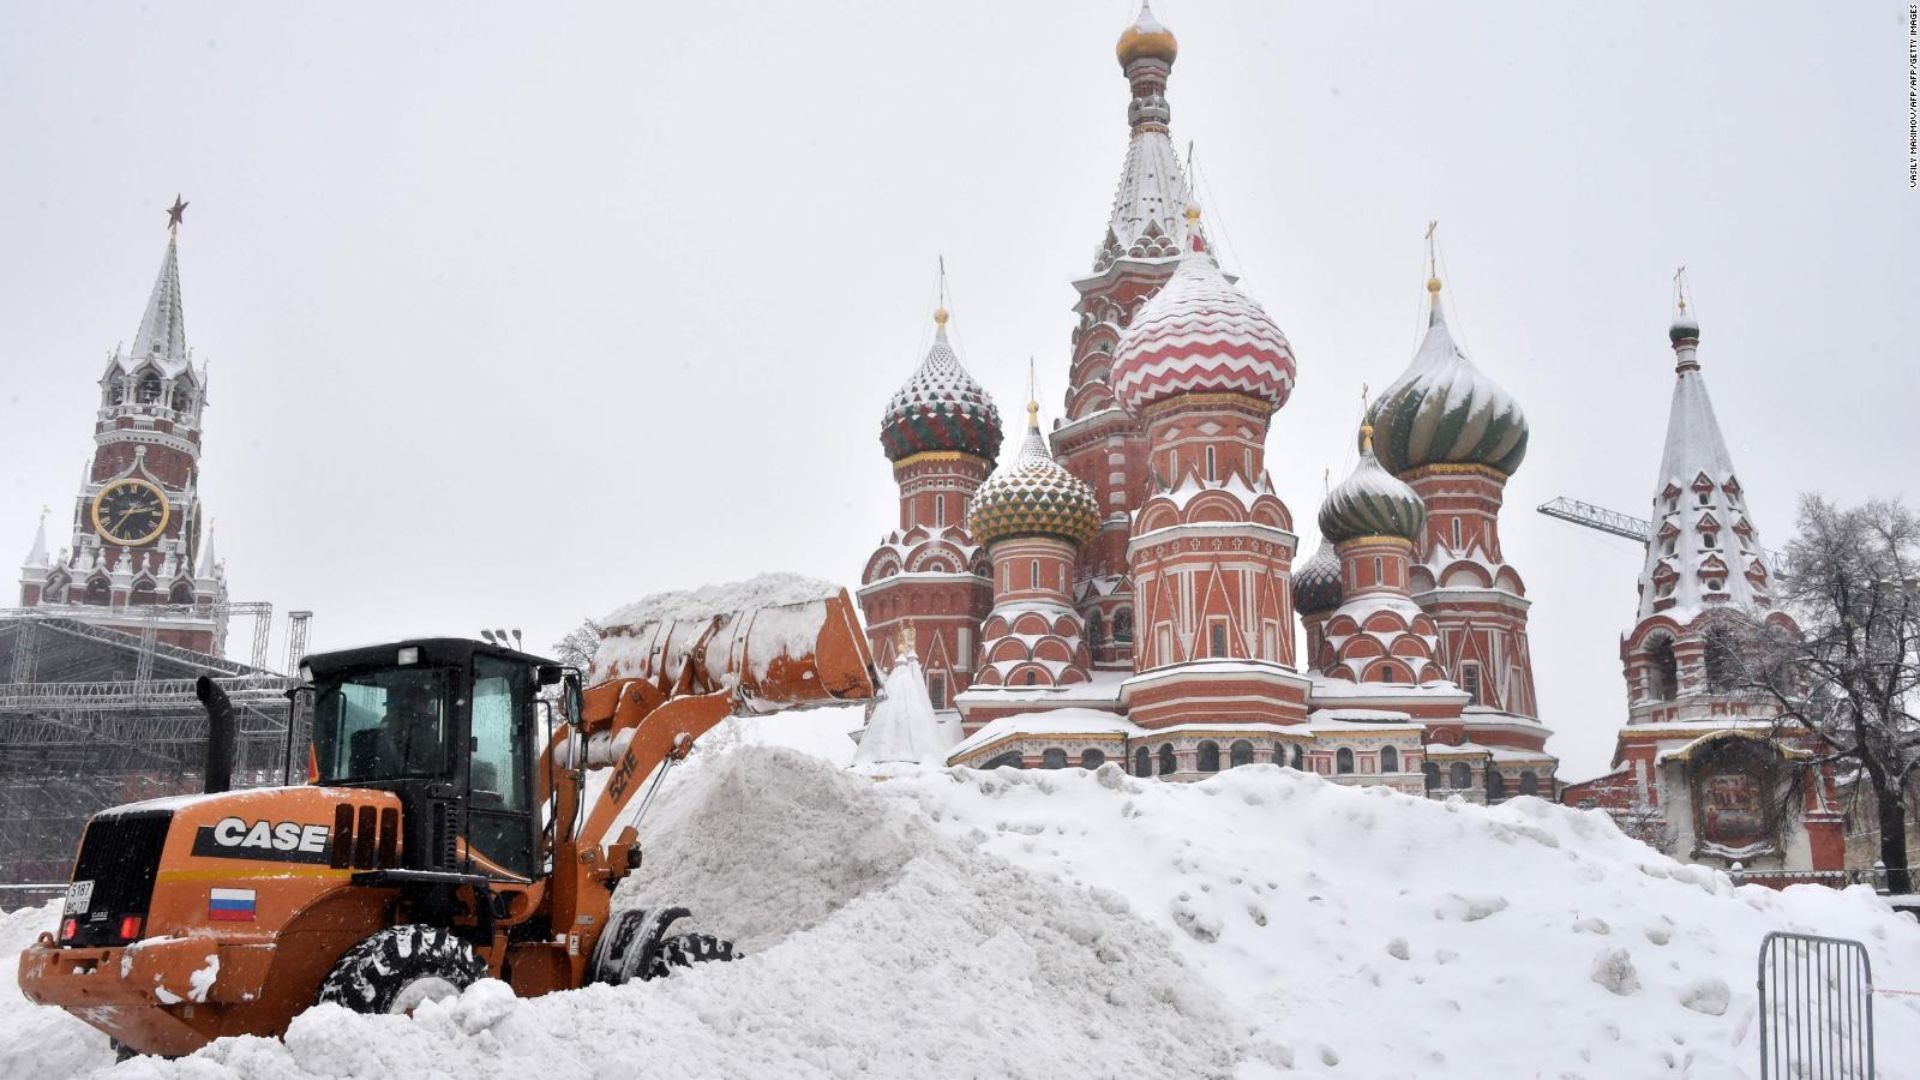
(17, 579, 877, 1057)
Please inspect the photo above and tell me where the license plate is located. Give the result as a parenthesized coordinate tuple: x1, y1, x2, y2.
(65, 880, 94, 914)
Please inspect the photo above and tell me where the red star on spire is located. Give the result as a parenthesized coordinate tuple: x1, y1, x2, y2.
(166, 194, 188, 234)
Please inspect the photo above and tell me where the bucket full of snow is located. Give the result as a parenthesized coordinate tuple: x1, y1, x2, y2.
(593, 573, 878, 713)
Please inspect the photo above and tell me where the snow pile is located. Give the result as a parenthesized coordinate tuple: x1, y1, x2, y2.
(6, 747, 1919, 1079)
(851, 653, 949, 767)
(0, 902, 113, 1074)
(598, 572, 841, 629)
(879, 765, 1920, 1078)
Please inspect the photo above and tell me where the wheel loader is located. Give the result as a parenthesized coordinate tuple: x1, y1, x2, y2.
(16, 579, 877, 1057)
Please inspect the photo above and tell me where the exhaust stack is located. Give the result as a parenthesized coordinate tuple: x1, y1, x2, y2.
(195, 674, 236, 794)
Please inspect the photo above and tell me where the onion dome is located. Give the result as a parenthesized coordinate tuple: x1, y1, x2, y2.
(1109, 207, 1296, 417)
(1669, 300, 1700, 345)
(880, 309, 1003, 463)
(1319, 425, 1428, 544)
(1116, 1, 1178, 68)
(967, 402, 1100, 549)
(1366, 276, 1528, 477)
(1293, 535, 1343, 616)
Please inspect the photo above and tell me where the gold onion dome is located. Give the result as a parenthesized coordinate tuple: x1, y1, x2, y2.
(1116, 0, 1178, 68)
(880, 309, 1004, 463)
(1318, 425, 1428, 544)
(1293, 535, 1344, 616)
(967, 402, 1100, 548)
(1365, 278, 1528, 477)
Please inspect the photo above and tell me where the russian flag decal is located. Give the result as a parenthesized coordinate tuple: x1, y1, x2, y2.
(208, 888, 256, 922)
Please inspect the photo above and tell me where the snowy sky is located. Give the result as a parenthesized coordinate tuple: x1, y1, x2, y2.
(0, 1, 1913, 781)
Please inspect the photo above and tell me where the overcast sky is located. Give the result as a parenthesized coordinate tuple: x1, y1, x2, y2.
(2, 1, 1914, 779)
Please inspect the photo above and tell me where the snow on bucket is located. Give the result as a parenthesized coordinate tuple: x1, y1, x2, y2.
(592, 573, 877, 712)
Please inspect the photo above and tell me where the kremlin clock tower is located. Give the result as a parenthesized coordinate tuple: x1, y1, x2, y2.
(17, 199, 228, 655)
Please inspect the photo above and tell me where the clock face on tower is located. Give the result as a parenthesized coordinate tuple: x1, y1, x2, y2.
(91, 478, 171, 546)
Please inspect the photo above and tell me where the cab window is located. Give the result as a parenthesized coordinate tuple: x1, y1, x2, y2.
(470, 656, 532, 812)
(313, 666, 454, 784)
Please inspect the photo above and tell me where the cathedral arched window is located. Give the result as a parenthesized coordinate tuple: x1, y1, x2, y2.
(170, 385, 193, 414)
(1157, 744, 1176, 776)
(1086, 610, 1104, 651)
(1380, 663, 1400, 683)
(1519, 771, 1540, 797)
(1486, 768, 1507, 802)
(927, 675, 946, 710)
(1335, 748, 1354, 774)
(1423, 762, 1441, 791)
(1134, 746, 1152, 777)
(1205, 446, 1216, 482)
(1290, 745, 1304, 770)
(1704, 625, 1738, 694)
(1029, 561, 1039, 590)
(1209, 622, 1227, 658)
(1449, 762, 1472, 789)
(84, 577, 110, 604)
(1451, 517, 1462, 550)
(169, 581, 193, 605)
(1080, 748, 1106, 769)
(1197, 741, 1220, 773)
(136, 371, 162, 404)
(1229, 740, 1254, 768)
(982, 751, 1024, 770)
(130, 580, 158, 606)
(1041, 748, 1068, 770)
(1024, 670, 1038, 686)
(1648, 637, 1679, 702)
(1113, 608, 1133, 643)
(107, 376, 126, 405)
(1380, 745, 1399, 773)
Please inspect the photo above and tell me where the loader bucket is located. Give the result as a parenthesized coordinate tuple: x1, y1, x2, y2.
(592, 573, 878, 712)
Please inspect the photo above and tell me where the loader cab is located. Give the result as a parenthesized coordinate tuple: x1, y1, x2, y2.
(305, 639, 556, 883)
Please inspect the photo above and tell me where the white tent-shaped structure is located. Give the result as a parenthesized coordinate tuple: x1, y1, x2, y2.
(853, 645, 951, 766)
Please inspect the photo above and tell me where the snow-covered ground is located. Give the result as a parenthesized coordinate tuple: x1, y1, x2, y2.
(5, 714, 1918, 1078)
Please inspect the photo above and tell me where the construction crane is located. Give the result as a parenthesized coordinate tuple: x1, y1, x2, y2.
(1536, 496, 1787, 577)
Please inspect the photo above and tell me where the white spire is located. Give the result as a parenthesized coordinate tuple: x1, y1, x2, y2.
(1635, 295, 1770, 623)
(852, 648, 951, 766)
(129, 234, 189, 376)
(197, 525, 219, 578)
(22, 508, 48, 569)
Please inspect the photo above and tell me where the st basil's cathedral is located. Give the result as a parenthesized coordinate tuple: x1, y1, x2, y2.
(858, 3, 1556, 803)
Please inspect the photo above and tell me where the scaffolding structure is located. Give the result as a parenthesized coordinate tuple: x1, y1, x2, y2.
(0, 605, 310, 886)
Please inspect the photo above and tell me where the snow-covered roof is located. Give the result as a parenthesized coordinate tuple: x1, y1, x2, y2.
(1109, 235, 1295, 417)
(950, 707, 1143, 759)
(1634, 305, 1772, 623)
(1367, 298, 1527, 478)
(880, 314, 1003, 464)
(1318, 431, 1425, 544)
(121, 235, 191, 377)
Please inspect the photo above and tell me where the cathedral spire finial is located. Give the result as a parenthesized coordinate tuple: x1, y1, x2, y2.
(933, 255, 950, 328)
(1026, 357, 1040, 431)
(131, 207, 189, 370)
(1425, 220, 1443, 319)
(166, 194, 188, 239)
(1669, 265, 1701, 362)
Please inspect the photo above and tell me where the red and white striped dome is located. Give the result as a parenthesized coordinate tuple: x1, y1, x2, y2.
(1110, 229, 1295, 417)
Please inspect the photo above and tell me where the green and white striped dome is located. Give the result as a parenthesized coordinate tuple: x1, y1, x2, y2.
(1367, 300, 1528, 478)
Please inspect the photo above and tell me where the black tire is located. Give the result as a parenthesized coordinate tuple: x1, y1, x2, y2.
(644, 932, 736, 980)
(317, 925, 487, 1015)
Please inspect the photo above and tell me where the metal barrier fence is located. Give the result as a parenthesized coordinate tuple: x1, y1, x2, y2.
(1758, 932, 1874, 1078)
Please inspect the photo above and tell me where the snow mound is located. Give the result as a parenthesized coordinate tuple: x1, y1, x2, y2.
(10, 748, 1236, 1079)
(6, 748, 1918, 1080)
(598, 572, 840, 630)
(877, 763, 1920, 1079)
